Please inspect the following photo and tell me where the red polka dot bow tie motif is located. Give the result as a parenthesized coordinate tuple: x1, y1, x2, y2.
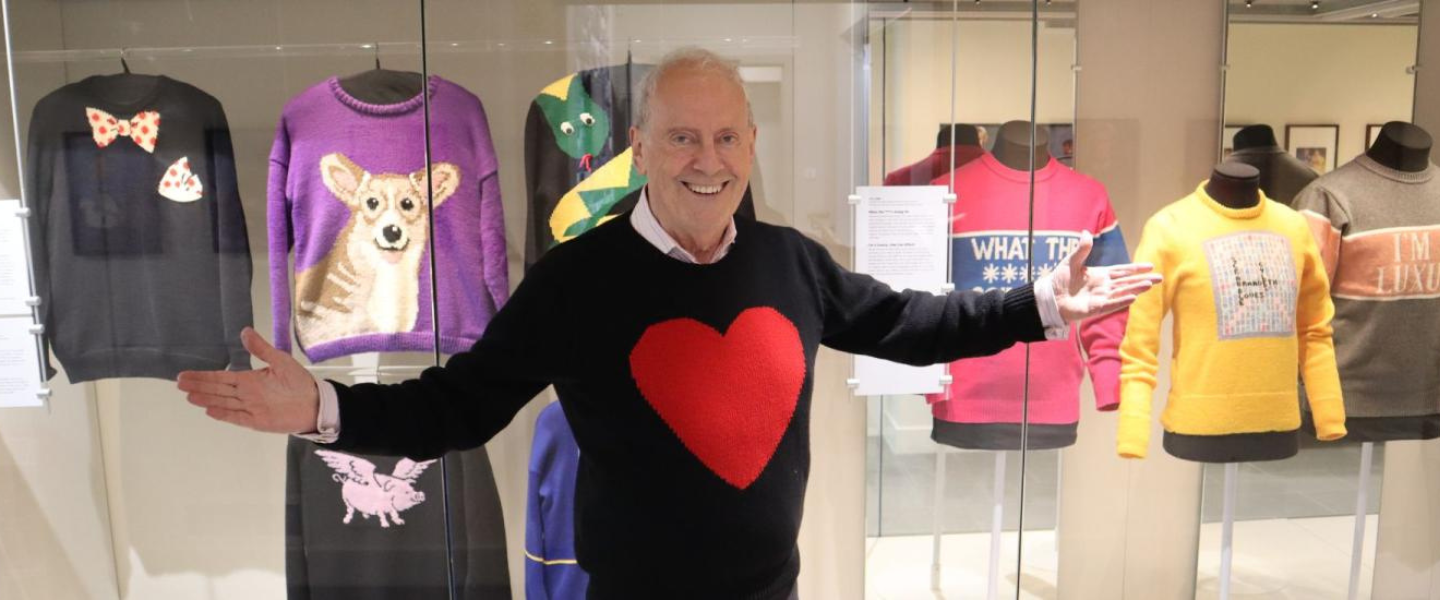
(86, 107, 159, 153)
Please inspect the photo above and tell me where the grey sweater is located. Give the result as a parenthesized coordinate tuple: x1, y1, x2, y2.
(1294, 155, 1440, 420)
(25, 74, 251, 382)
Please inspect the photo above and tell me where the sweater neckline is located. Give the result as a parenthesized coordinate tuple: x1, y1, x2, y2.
(618, 211, 750, 274)
(980, 152, 1061, 183)
(1195, 182, 1268, 220)
(82, 74, 168, 112)
(1354, 153, 1437, 184)
(327, 75, 437, 116)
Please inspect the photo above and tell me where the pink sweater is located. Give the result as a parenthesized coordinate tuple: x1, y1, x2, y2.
(926, 154, 1128, 425)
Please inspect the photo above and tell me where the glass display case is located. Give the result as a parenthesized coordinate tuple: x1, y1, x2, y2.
(2, 1, 1440, 599)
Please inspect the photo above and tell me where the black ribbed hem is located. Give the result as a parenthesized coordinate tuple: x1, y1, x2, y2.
(1162, 429, 1298, 463)
(58, 348, 231, 383)
(585, 550, 798, 600)
(932, 419, 1077, 450)
(1303, 410, 1440, 443)
(1001, 282, 1047, 343)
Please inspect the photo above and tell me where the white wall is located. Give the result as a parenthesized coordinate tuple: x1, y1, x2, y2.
(881, 18, 1077, 178)
(1225, 23, 1418, 167)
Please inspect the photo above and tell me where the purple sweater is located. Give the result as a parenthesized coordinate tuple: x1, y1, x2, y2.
(268, 76, 508, 361)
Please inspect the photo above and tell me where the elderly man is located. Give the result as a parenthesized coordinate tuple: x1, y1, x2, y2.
(178, 48, 1159, 599)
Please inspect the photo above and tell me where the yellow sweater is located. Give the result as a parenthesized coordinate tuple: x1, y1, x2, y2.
(1116, 185, 1346, 459)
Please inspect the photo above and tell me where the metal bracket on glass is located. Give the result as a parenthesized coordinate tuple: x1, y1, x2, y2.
(24, 296, 39, 307)
(1220, 63, 1230, 73)
(943, 193, 957, 204)
(14, 206, 29, 218)
(940, 283, 956, 293)
(1408, 64, 1421, 75)
(27, 323, 43, 336)
(1071, 63, 1082, 73)
(938, 374, 953, 386)
(35, 388, 51, 400)
(847, 194, 862, 205)
(845, 378, 859, 390)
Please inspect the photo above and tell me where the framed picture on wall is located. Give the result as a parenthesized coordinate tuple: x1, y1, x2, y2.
(1286, 124, 1340, 174)
(1222, 125, 1247, 159)
(1367, 124, 1385, 150)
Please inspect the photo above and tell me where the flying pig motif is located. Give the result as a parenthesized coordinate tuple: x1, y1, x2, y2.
(315, 450, 437, 528)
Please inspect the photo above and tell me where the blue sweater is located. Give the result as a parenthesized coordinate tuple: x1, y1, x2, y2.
(526, 402, 588, 599)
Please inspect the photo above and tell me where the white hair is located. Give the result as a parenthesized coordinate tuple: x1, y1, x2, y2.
(634, 47, 755, 131)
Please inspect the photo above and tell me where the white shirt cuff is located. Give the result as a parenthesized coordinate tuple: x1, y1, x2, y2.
(1032, 274, 1070, 341)
(293, 378, 340, 444)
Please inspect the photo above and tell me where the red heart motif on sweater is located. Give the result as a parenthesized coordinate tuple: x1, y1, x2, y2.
(629, 307, 806, 490)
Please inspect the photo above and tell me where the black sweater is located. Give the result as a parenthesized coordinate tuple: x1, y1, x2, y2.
(25, 74, 251, 382)
(330, 215, 1045, 599)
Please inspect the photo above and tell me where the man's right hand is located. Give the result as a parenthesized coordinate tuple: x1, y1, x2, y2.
(177, 327, 320, 434)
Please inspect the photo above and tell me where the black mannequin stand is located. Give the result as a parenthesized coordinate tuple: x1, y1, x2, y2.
(1366, 121, 1432, 173)
(1232, 124, 1278, 151)
(338, 69, 425, 104)
(991, 120, 1050, 171)
(1205, 163, 1262, 209)
(937, 123, 982, 149)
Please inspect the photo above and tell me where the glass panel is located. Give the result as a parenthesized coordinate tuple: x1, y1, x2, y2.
(0, 0, 458, 597)
(865, 1, 1052, 598)
(1200, 3, 1420, 598)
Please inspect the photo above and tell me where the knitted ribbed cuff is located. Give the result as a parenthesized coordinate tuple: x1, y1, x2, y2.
(1002, 282, 1047, 343)
(1116, 414, 1151, 459)
(1090, 358, 1122, 411)
(1309, 395, 1348, 441)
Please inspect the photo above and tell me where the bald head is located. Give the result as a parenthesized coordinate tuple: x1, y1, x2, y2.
(635, 47, 754, 132)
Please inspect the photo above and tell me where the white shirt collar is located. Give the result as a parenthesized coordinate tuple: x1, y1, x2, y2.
(629, 187, 738, 264)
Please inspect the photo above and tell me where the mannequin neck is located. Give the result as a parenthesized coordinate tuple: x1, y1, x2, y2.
(1206, 164, 1261, 209)
(1232, 125, 1279, 150)
(1366, 122, 1432, 173)
(338, 69, 425, 104)
(991, 121, 1051, 171)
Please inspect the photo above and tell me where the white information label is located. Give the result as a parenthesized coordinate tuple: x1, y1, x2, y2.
(0, 315, 43, 408)
(851, 185, 949, 397)
(0, 200, 32, 315)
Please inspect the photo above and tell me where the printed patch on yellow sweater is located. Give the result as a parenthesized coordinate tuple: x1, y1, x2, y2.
(1204, 232, 1297, 340)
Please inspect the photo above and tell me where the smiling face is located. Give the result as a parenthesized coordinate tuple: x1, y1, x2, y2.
(630, 66, 755, 248)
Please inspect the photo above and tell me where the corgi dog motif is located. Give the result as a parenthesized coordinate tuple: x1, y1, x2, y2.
(295, 153, 460, 348)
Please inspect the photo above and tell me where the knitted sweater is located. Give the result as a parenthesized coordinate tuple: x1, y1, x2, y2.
(285, 438, 510, 600)
(883, 144, 985, 187)
(1295, 156, 1440, 427)
(268, 76, 508, 362)
(24, 74, 252, 382)
(326, 215, 1046, 599)
(1117, 185, 1346, 459)
(525, 402, 588, 600)
(925, 155, 1129, 450)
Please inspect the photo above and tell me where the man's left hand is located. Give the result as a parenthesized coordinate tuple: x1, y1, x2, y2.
(1049, 231, 1162, 324)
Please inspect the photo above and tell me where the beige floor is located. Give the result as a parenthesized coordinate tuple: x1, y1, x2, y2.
(865, 515, 1377, 600)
